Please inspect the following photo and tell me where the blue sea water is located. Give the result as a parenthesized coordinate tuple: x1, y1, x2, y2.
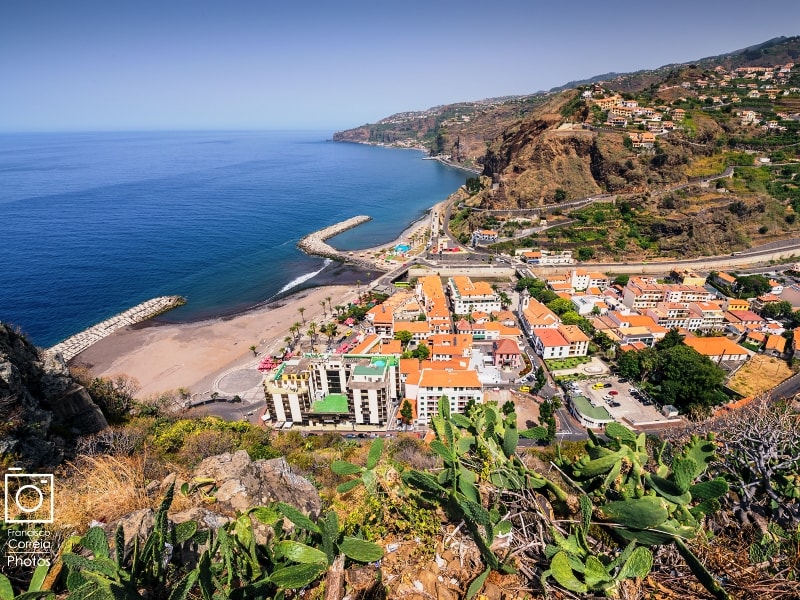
(0, 131, 467, 347)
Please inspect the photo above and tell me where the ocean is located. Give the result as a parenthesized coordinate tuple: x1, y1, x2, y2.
(0, 131, 467, 348)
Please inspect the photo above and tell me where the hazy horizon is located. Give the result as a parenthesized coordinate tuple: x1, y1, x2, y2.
(2, 1, 799, 132)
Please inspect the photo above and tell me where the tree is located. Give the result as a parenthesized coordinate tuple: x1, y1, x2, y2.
(320, 300, 327, 317)
(325, 296, 333, 315)
(617, 349, 641, 380)
(400, 400, 414, 425)
(249, 345, 258, 357)
(534, 366, 547, 392)
(298, 307, 306, 324)
(554, 188, 567, 202)
(394, 330, 413, 346)
(322, 322, 339, 344)
(654, 344, 726, 414)
(735, 274, 771, 298)
(577, 247, 595, 261)
(501, 400, 516, 416)
(655, 328, 683, 351)
(546, 298, 574, 316)
(413, 343, 430, 360)
(762, 301, 792, 319)
(538, 396, 561, 442)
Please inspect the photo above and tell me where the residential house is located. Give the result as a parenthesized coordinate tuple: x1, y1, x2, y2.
(366, 303, 394, 338)
(683, 337, 751, 362)
(531, 328, 571, 359)
(404, 368, 483, 425)
(471, 229, 499, 246)
(793, 328, 800, 359)
(764, 334, 787, 357)
(519, 294, 561, 332)
(688, 302, 726, 332)
(722, 297, 750, 312)
(448, 276, 501, 315)
(492, 339, 522, 368)
(558, 324, 590, 357)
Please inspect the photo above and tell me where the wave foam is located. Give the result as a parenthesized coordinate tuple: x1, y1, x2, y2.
(274, 259, 332, 296)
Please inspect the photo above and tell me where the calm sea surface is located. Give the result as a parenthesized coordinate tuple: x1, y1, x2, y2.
(0, 131, 466, 347)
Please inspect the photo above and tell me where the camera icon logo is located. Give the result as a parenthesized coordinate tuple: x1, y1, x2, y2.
(4, 468, 54, 523)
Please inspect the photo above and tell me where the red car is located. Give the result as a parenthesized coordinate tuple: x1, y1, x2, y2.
(609, 390, 619, 395)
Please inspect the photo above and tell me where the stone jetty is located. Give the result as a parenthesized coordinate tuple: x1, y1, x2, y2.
(46, 296, 185, 362)
(297, 215, 388, 270)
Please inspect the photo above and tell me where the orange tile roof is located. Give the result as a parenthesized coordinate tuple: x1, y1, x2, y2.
(451, 276, 495, 297)
(399, 358, 420, 374)
(493, 338, 521, 355)
(379, 339, 402, 354)
(534, 328, 570, 347)
(683, 336, 748, 357)
(394, 320, 431, 334)
(765, 335, 786, 352)
(418, 369, 482, 388)
(558, 324, 590, 342)
(349, 334, 380, 355)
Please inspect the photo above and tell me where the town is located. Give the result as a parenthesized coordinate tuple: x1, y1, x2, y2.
(258, 241, 800, 437)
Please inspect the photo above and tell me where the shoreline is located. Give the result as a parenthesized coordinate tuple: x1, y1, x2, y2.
(75, 195, 451, 397)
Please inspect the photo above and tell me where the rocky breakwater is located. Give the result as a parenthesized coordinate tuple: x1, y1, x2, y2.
(47, 295, 186, 362)
(297, 215, 387, 271)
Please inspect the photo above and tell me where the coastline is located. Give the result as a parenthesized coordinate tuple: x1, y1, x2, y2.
(77, 195, 450, 398)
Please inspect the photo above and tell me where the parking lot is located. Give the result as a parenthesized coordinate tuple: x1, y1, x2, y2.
(566, 376, 678, 427)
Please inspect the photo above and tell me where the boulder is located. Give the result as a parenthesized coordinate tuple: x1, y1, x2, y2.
(190, 451, 321, 518)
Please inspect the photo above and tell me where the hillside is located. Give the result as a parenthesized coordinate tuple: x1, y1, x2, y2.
(335, 36, 800, 259)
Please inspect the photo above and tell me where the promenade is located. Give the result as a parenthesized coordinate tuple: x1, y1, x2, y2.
(47, 296, 185, 362)
(297, 215, 388, 270)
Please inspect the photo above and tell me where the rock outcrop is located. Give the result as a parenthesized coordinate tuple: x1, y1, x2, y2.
(108, 451, 322, 559)
(190, 451, 321, 517)
(0, 323, 107, 467)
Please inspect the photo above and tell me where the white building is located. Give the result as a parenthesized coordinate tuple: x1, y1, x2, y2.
(447, 276, 501, 315)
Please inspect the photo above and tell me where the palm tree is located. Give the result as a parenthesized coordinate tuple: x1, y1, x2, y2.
(284, 335, 293, 349)
(298, 307, 306, 324)
(320, 300, 327, 317)
(323, 322, 339, 344)
(249, 345, 258, 357)
(307, 322, 317, 349)
(325, 296, 332, 315)
(291, 322, 302, 340)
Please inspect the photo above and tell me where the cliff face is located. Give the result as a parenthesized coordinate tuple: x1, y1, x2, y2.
(0, 323, 107, 468)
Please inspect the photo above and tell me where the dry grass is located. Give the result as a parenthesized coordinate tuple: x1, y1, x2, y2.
(728, 354, 795, 397)
(54, 453, 189, 533)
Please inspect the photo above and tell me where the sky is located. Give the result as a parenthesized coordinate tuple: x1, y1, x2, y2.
(2, 1, 799, 132)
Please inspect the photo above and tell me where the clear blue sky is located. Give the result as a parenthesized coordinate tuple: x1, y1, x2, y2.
(1, 1, 798, 132)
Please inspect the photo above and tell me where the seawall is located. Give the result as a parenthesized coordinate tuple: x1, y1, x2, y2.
(297, 215, 389, 271)
(47, 296, 186, 362)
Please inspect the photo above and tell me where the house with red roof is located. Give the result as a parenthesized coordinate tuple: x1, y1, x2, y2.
(492, 338, 522, 368)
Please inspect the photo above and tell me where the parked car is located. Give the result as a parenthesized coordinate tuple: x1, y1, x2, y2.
(519, 385, 531, 393)
(603, 383, 613, 388)
(591, 382, 605, 390)
(602, 394, 613, 401)
(618, 377, 628, 383)
(609, 390, 619, 396)
(609, 401, 621, 407)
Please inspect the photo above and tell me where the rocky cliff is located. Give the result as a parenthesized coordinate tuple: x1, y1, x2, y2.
(0, 323, 108, 468)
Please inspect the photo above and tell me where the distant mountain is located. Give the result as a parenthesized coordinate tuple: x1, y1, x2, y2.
(334, 35, 800, 261)
(334, 36, 800, 164)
